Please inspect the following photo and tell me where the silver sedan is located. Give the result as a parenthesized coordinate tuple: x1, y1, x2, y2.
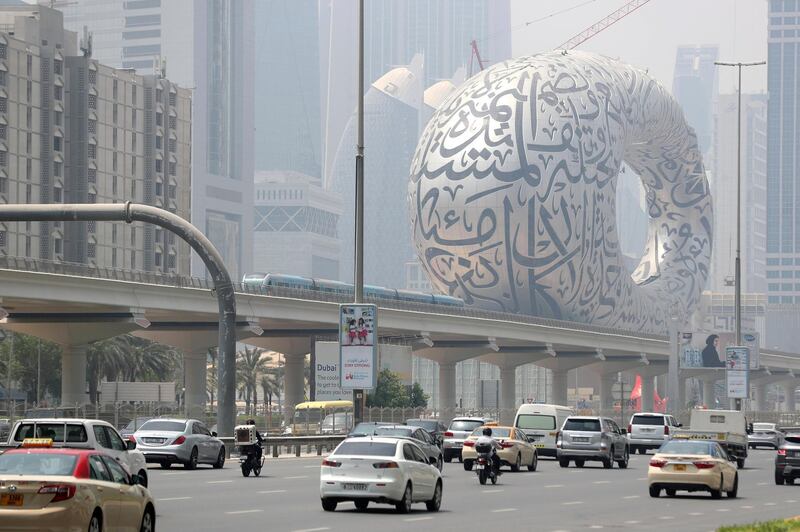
(133, 418, 226, 469)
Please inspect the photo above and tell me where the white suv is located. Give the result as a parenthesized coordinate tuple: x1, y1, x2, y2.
(627, 413, 680, 455)
(8, 418, 149, 486)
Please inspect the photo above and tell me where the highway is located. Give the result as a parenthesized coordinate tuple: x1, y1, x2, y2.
(146, 449, 798, 531)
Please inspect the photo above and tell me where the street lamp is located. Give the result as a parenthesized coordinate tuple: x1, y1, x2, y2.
(714, 60, 766, 411)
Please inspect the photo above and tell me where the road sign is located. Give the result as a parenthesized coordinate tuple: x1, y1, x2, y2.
(339, 304, 377, 390)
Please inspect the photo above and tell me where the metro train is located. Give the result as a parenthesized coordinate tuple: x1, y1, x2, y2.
(242, 272, 465, 307)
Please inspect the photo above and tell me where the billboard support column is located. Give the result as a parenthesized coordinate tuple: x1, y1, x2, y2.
(667, 316, 680, 414)
(340, 304, 377, 424)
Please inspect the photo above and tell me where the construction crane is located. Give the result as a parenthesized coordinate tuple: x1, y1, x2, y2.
(468, 39, 487, 76)
(556, 0, 653, 51)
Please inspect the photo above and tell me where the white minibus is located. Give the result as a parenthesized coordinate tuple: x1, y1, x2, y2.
(514, 403, 574, 457)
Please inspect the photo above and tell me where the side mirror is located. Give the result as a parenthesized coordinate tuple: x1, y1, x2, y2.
(747, 423, 754, 435)
(676, 423, 683, 428)
(130, 473, 141, 486)
(126, 439, 137, 451)
(620, 428, 627, 435)
(212, 431, 218, 438)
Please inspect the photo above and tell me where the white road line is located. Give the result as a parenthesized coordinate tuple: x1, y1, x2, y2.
(593, 480, 611, 484)
(757, 482, 768, 486)
(741, 506, 754, 509)
(304, 465, 321, 468)
(624, 521, 641, 525)
(765, 502, 777, 506)
(258, 490, 287, 494)
(207, 480, 234, 484)
(157, 497, 192, 501)
(483, 489, 505, 493)
(622, 495, 640, 499)
(786, 500, 798, 503)
(226, 510, 264, 515)
(162, 472, 188, 476)
(589, 526, 603, 530)
(491, 508, 517, 513)
(688, 512, 704, 516)
(658, 516, 675, 520)
(291, 528, 330, 532)
(405, 517, 433, 522)
(562, 501, 583, 506)
(544, 484, 564, 488)
(284, 475, 309, 480)
(716, 509, 730, 512)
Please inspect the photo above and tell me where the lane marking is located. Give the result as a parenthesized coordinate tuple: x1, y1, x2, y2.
(658, 516, 675, 520)
(589, 526, 603, 530)
(757, 482, 768, 486)
(157, 496, 192, 501)
(636, 477, 647, 481)
(304, 465, 320, 469)
(593, 480, 611, 484)
(491, 508, 517, 513)
(688, 512, 704, 516)
(226, 510, 264, 515)
(741, 505, 754, 509)
(622, 495, 640, 500)
(716, 509, 730, 512)
(482, 489, 504, 493)
(765, 502, 777, 506)
(786, 500, 798, 503)
(624, 521, 641, 525)
(258, 490, 287, 494)
(284, 475, 309, 480)
(291, 528, 330, 532)
(562, 501, 583, 506)
(162, 472, 188, 476)
(405, 517, 433, 522)
(207, 480, 234, 484)
(544, 484, 564, 488)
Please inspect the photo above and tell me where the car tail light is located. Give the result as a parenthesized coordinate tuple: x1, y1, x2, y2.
(649, 459, 666, 468)
(321, 459, 341, 467)
(38, 484, 76, 503)
(477, 457, 487, 464)
(444, 432, 454, 437)
(664, 425, 670, 436)
(373, 462, 399, 469)
(778, 449, 786, 456)
(500, 442, 515, 449)
(463, 441, 475, 447)
(693, 461, 715, 469)
(173, 435, 186, 445)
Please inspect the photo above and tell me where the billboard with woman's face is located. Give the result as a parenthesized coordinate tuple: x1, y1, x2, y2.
(679, 332, 760, 369)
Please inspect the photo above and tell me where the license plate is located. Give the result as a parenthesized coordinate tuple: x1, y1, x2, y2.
(475, 464, 484, 470)
(674, 464, 686, 471)
(342, 483, 367, 491)
(0, 494, 23, 506)
(573, 437, 589, 443)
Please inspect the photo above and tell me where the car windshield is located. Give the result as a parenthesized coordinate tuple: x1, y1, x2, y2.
(785, 436, 800, 445)
(449, 420, 484, 432)
(373, 427, 413, 438)
(471, 427, 512, 438)
(13, 423, 88, 443)
(406, 420, 438, 431)
(349, 423, 383, 435)
(0, 453, 77, 476)
(632, 415, 664, 426)
(659, 441, 715, 455)
(322, 413, 350, 425)
(753, 423, 775, 431)
(332, 441, 397, 456)
(138, 420, 187, 432)
(123, 418, 151, 431)
(563, 419, 601, 432)
(516, 414, 556, 430)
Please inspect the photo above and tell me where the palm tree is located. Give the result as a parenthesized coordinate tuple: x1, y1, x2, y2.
(236, 346, 271, 416)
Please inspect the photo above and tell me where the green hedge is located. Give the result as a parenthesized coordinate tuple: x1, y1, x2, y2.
(719, 520, 800, 532)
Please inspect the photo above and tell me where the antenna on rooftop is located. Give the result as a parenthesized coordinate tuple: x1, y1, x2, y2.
(79, 25, 92, 58)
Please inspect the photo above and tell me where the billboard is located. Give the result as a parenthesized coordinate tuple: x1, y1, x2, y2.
(99, 382, 175, 404)
(679, 332, 760, 369)
(314, 341, 350, 401)
(726, 346, 750, 399)
(339, 304, 378, 390)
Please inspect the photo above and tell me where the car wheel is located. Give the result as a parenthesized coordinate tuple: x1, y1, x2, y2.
(727, 473, 738, 498)
(575, 459, 585, 468)
(710, 474, 723, 499)
(527, 452, 538, 472)
(559, 458, 570, 468)
(736, 457, 745, 469)
(602, 449, 613, 469)
(396, 483, 413, 514)
(775, 471, 785, 485)
(426, 481, 442, 512)
(213, 448, 225, 469)
(444, 455, 452, 463)
(88, 511, 102, 532)
(511, 454, 521, 473)
(354, 500, 369, 511)
(617, 447, 629, 469)
(137, 470, 148, 488)
(639, 448, 647, 455)
(159, 461, 171, 469)
(665, 488, 676, 497)
(321, 498, 337, 512)
(185, 447, 198, 470)
(436, 455, 443, 471)
(649, 485, 660, 498)
(463, 460, 473, 471)
(139, 506, 155, 532)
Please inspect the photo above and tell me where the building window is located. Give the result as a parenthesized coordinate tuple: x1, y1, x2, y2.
(88, 94, 97, 109)
(113, 104, 118, 123)
(25, 236, 30, 257)
(155, 159, 163, 173)
(53, 137, 62, 152)
(25, 158, 31, 180)
(0, 150, 7, 167)
(154, 251, 162, 266)
(167, 232, 175, 245)
(0, 43, 6, 59)
(55, 160, 63, 176)
(0, 70, 5, 86)
(168, 115, 176, 129)
(112, 80, 119, 99)
(88, 168, 96, 183)
(54, 237, 62, 254)
(112, 152, 118, 171)
(169, 92, 176, 106)
(26, 132, 31, 154)
(132, 109, 137, 129)
(55, 85, 63, 100)
(53, 185, 62, 202)
(88, 220, 96, 233)
(88, 68, 96, 85)
(0, 124, 5, 139)
(0, 177, 7, 194)
(131, 156, 137, 174)
(782, 271, 793, 278)
(168, 183, 176, 199)
(155, 135, 162, 149)
(156, 112, 163, 126)
(87, 242, 96, 258)
(168, 161, 176, 176)
(26, 81, 31, 102)
(25, 184, 31, 202)
(155, 181, 163, 195)
(88, 119, 97, 134)
(0, 97, 7, 113)
(26, 54, 32, 77)
(130, 226, 136, 245)
(169, 137, 176, 152)
(132, 85, 137, 106)
(88, 192, 96, 203)
(0, 230, 5, 247)
(26, 107, 31, 128)
(54, 58, 63, 75)
(88, 143, 97, 159)
(112, 128, 118, 148)
(130, 179, 136, 198)
(112, 248, 117, 267)
(131, 133, 137, 152)
(54, 110, 62, 126)
(167, 253, 176, 269)
(131, 251, 136, 270)
(156, 88, 163, 102)
(112, 175, 118, 195)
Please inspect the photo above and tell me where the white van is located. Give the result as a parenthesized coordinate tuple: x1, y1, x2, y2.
(514, 404, 574, 457)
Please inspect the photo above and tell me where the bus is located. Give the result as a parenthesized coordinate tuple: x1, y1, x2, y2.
(290, 400, 353, 435)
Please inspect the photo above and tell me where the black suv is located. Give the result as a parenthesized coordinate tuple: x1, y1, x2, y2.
(775, 433, 800, 485)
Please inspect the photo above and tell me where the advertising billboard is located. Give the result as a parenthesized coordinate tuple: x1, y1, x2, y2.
(339, 304, 378, 390)
(314, 341, 350, 401)
(725, 346, 750, 399)
(679, 332, 760, 369)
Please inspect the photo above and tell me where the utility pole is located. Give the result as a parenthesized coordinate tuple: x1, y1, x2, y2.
(36, 339, 41, 405)
(714, 60, 765, 411)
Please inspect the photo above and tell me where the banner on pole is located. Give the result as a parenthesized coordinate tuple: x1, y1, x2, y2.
(339, 304, 378, 390)
(725, 346, 750, 399)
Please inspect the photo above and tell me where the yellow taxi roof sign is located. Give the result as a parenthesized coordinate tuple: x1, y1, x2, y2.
(21, 438, 54, 448)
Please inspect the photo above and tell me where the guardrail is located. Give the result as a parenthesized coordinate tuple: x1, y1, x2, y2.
(219, 435, 346, 459)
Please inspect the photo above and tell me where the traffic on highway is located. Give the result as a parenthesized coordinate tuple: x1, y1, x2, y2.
(1, 406, 799, 531)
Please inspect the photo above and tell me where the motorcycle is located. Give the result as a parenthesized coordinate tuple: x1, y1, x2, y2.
(474, 443, 498, 485)
(239, 443, 265, 477)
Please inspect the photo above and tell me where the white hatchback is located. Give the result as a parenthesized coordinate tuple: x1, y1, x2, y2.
(320, 437, 443, 513)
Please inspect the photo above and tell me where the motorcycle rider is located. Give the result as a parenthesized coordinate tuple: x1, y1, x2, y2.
(474, 427, 502, 476)
(246, 419, 264, 463)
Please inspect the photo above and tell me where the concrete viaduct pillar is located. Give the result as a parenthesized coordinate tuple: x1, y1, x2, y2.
(183, 349, 208, 419)
(551, 370, 569, 407)
(641, 376, 655, 412)
(701, 377, 718, 408)
(283, 353, 306, 424)
(784, 382, 797, 412)
(61, 345, 88, 406)
(438, 362, 457, 423)
(599, 373, 616, 413)
(479, 349, 552, 424)
(753, 383, 768, 412)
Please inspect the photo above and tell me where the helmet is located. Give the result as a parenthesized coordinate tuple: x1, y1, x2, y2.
(482, 427, 492, 437)
(247, 419, 256, 425)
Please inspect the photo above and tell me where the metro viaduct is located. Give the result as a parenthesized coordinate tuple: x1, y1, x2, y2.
(1, 266, 798, 428)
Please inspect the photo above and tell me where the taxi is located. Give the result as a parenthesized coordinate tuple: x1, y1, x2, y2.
(0, 439, 155, 531)
(461, 426, 538, 472)
(648, 439, 738, 499)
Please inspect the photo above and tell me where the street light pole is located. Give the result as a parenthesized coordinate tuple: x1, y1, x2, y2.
(714, 60, 765, 411)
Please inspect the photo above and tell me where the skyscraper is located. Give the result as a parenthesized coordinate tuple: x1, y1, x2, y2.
(766, 0, 800, 305)
(61, 0, 255, 279)
(672, 45, 719, 157)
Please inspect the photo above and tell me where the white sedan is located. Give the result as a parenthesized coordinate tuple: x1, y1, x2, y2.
(320, 437, 443, 513)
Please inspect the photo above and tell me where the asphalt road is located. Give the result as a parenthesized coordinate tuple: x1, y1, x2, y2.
(146, 449, 799, 532)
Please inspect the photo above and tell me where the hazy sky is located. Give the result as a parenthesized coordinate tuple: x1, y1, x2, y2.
(509, 0, 768, 95)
